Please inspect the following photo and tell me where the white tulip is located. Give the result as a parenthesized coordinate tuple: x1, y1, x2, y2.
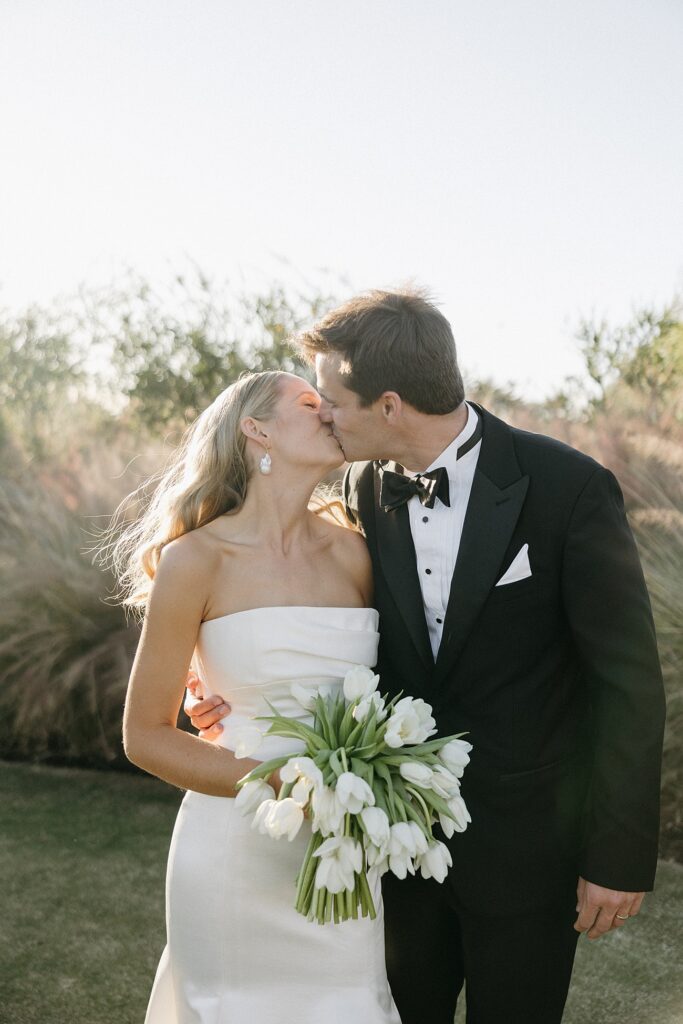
(418, 840, 453, 883)
(290, 682, 316, 711)
(234, 779, 276, 816)
(291, 779, 313, 806)
(360, 806, 391, 850)
(389, 822, 417, 855)
(438, 811, 456, 839)
(352, 691, 388, 723)
(343, 665, 380, 702)
(387, 850, 414, 880)
(251, 798, 277, 834)
(408, 821, 429, 856)
(310, 785, 345, 836)
(399, 761, 434, 787)
(362, 839, 389, 872)
(439, 739, 472, 777)
(280, 756, 324, 805)
(262, 798, 305, 841)
(291, 682, 335, 710)
(384, 697, 437, 748)
(223, 721, 264, 759)
(429, 765, 462, 799)
(387, 821, 418, 879)
(444, 794, 471, 834)
(335, 771, 376, 814)
(313, 835, 362, 893)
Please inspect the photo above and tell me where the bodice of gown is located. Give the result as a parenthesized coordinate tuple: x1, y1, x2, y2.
(193, 605, 380, 761)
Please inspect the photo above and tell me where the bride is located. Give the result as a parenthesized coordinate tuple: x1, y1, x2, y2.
(111, 370, 401, 1023)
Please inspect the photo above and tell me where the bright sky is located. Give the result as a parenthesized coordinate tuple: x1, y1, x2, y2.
(1, 0, 681, 398)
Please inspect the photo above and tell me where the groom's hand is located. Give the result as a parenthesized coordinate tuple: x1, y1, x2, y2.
(184, 669, 231, 741)
(574, 876, 645, 940)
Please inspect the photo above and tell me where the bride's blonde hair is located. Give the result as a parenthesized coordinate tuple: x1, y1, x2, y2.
(103, 370, 286, 614)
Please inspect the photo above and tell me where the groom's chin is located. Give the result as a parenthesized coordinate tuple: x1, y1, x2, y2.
(335, 437, 376, 464)
(341, 450, 371, 464)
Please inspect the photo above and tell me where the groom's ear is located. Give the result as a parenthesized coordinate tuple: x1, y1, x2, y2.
(379, 392, 402, 423)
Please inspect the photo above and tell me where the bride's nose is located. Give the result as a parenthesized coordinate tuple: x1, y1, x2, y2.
(318, 401, 333, 423)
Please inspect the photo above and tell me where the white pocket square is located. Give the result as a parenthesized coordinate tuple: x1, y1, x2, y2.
(495, 543, 531, 586)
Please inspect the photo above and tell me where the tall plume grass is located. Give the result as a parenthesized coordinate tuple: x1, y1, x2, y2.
(0, 468, 140, 766)
(618, 439, 683, 863)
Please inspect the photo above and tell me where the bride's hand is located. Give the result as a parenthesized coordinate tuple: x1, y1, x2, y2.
(184, 670, 231, 741)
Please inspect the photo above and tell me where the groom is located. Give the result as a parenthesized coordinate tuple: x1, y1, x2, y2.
(191, 289, 665, 1024)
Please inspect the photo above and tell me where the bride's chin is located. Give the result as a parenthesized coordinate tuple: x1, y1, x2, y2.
(322, 439, 345, 468)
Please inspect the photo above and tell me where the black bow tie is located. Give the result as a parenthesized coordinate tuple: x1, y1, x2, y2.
(378, 409, 483, 513)
(379, 466, 450, 512)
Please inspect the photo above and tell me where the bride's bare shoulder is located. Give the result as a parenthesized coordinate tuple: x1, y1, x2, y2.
(143, 529, 222, 626)
(314, 514, 372, 598)
(155, 529, 219, 580)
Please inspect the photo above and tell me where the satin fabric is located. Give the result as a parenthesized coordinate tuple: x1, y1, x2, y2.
(144, 606, 401, 1024)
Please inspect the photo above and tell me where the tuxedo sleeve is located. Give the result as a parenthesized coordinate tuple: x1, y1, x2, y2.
(561, 466, 666, 891)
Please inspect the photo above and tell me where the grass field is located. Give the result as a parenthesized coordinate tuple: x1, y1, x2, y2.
(1, 760, 681, 1024)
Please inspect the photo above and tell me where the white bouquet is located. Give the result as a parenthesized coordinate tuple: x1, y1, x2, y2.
(235, 665, 472, 925)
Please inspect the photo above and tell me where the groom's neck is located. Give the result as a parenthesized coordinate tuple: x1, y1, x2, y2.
(390, 402, 469, 474)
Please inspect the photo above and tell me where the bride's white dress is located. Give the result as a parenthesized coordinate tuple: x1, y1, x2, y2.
(144, 606, 401, 1024)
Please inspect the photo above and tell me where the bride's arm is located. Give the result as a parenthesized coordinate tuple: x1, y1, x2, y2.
(123, 538, 262, 797)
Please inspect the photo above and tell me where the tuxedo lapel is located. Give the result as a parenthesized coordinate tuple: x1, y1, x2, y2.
(373, 467, 434, 669)
(434, 407, 529, 683)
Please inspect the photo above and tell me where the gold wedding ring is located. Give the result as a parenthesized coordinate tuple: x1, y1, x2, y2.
(615, 913, 629, 920)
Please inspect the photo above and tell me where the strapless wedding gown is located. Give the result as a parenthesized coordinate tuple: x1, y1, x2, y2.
(144, 606, 401, 1024)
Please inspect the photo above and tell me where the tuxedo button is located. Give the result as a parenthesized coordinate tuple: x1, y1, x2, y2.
(436, 617, 443, 624)
(425, 568, 432, 575)
(422, 516, 429, 523)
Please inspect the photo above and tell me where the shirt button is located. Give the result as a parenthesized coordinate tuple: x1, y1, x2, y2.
(425, 568, 432, 575)
(436, 617, 443, 624)
(422, 516, 429, 523)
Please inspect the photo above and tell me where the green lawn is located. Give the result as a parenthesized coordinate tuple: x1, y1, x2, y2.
(1, 761, 681, 1024)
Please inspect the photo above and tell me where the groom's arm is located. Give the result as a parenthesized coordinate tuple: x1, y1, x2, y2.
(561, 466, 666, 929)
(184, 671, 230, 740)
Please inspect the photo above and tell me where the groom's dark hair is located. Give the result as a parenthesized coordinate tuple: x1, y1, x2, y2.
(297, 287, 465, 413)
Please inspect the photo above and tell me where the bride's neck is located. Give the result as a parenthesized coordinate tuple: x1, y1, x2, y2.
(236, 473, 320, 554)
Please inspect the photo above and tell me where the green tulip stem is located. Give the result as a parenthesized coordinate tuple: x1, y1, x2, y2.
(358, 869, 377, 920)
(345, 886, 354, 919)
(296, 830, 325, 916)
(404, 784, 434, 837)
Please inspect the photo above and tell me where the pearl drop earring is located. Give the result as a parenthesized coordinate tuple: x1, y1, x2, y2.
(259, 450, 272, 475)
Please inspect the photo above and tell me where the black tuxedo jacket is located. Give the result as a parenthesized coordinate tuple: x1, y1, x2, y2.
(343, 405, 666, 915)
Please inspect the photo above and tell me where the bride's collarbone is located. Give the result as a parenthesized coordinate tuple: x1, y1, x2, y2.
(204, 546, 360, 618)
(208, 520, 350, 570)
(197, 517, 364, 617)
(201, 512, 338, 558)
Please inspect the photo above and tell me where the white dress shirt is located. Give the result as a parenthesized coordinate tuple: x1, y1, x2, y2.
(407, 403, 481, 659)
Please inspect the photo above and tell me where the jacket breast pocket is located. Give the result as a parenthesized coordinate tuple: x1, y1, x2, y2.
(486, 575, 537, 605)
